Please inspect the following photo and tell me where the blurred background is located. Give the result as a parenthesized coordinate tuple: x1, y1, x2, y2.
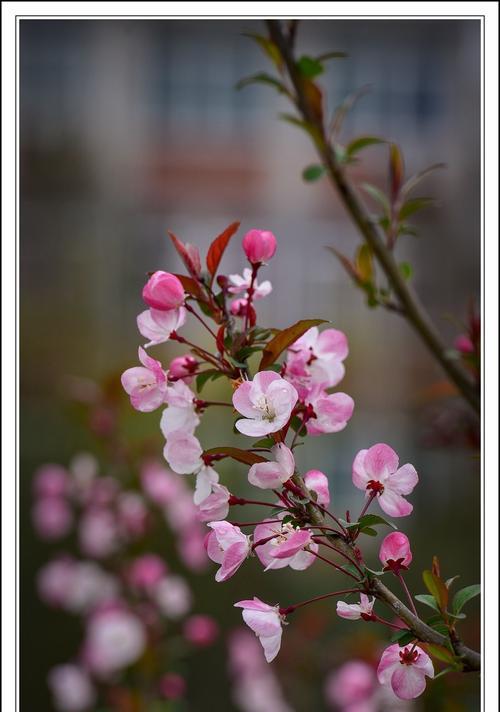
(20, 19, 481, 711)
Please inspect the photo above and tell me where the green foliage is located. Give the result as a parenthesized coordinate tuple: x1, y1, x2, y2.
(452, 584, 480, 615)
(297, 55, 324, 78)
(302, 164, 326, 182)
(235, 72, 290, 96)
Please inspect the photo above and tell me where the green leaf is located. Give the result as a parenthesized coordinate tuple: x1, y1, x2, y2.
(401, 162, 446, 197)
(297, 55, 324, 78)
(259, 319, 328, 369)
(302, 164, 326, 182)
(360, 526, 378, 536)
(279, 113, 323, 146)
(346, 136, 385, 158)
(251, 437, 275, 448)
(399, 197, 436, 220)
(390, 629, 415, 646)
(424, 643, 457, 665)
(423, 570, 449, 612)
(316, 51, 348, 61)
(358, 514, 397, 530)
(196, 370, 219, 393)
(452, 584, 480, 615)
(360, 182, 390, 214)
(399, 262, 412, 280)
(389, 143, 404, 201)
(355, 244, 374, 284)
(236, 72, 291, 97)
(339, 563, 362, 579)
(204, 447, 267, 466)
(415, 594, 441, 612)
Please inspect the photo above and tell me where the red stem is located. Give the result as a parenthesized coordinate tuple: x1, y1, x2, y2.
(397, 571, 419, 617)
(280, 588, 362, 615)
(312, 538, 364, 578)
(311, 551, 361, 581)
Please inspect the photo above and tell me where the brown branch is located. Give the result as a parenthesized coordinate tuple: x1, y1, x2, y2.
(266, 20, 479, 415)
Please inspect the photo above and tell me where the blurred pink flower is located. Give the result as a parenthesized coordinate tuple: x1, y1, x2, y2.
(183, 614, 219, 647)
(48, 664, 95, 712)
(153, 575, 192, 619)
(32, 497, 73, 540)
(117, 492, 149, 537)
(206, 521, 251, 582)
(248, 443, 294, 490)
(352, 443, 418, 518)
(233, 371, 298, 437)
(84, 607, 146, 678)
(324, 660, 377, 711)
(234, 597, 284, 662)
(377, 644, 433, 700)
(159, 672, 187, 700)
(79, 508, 119, 559)
(33, 464, 69, 498)
(127, 554, 167, 592)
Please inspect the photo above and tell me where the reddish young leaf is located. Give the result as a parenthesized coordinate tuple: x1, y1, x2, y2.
(216, 325, 226, 355)
(206, 221, 240, 283)
(204, 447, 268, 466)
(168, 232, 201, 279)
(389, 143, 404, 203)
(259, 319, 328, 370)
(174, 274, 205, 301)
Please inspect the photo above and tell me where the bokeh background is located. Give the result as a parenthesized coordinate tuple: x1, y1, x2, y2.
(20, 18, 481, 711)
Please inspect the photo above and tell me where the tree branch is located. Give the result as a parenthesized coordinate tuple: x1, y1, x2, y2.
(266, 20, 479, 415)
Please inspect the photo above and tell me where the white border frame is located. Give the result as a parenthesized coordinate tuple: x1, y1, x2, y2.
(2, 3, 498, 711)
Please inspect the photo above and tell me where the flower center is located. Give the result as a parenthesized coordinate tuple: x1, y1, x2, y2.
(399, 647, 419, 666)
(366, 479, 385, 495)
(255, 395, 276, 421)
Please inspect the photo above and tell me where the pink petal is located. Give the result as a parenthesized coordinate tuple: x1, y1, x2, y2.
(216, 541, 249, 582)
(387, 464, 418, 495)
(364, 444, 399, 479)
(316, 328, 349, 361)
(336, 602, 362, 620)
(352, 449, 370, 490)
(260, 631, 282, 662)
(206, 531, 224, 564)
(241, 609, 281, 638)
(232, 381, 258, 418)
(379, 489, 413, 518)
(304, 470, 330, 507)
(413, 648, 434, 678)
(273, 444, 295, 477)
(270, 529, 311, 559)
(234, 597, 275, 613)
(390, 665, 427, 700)
(253, 370, 282, 393)
(288, 547, 317, 570)
(235, 418, 276, 437)
(248, 461, 288, 490)
(377, 645, 401, 685)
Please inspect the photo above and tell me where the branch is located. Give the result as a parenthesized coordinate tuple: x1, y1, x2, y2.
(266, 20, 479, 415)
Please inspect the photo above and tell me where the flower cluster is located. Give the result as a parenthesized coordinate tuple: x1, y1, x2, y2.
(122, 223, 477, 702)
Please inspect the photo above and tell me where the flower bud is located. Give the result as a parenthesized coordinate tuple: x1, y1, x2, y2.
(242, 229, 277, 264)
(379, 532, 412, 572)
(142, 271, 185, 311)
(169, 355, 198, 382)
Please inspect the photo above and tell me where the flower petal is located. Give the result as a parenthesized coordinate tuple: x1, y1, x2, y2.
(379, 489, 413, 518)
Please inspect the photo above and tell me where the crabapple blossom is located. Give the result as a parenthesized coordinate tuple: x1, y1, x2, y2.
(168, 354, 198, 382)
(153, 575, 192, 619)
(197, 483, 230, 522)
(32, 497, 73, 539)
(137, 306, 186, 347)
(242, 229, 277, 264)
(234, 597, 284, 662)
(160, 382, 200, 436)
(228, 268, 272, 299)
(63, 562, 119, 614)
(163, 431, 203, 474)
(377, 643, 434, 700)
(33, 464, 69, 498)
(48, 664, 96, 712)
(206, 521, 251, 582)
(79, 508, 119, 559)
(304, 469, 330, 507)
(83, 606, 146, 677)
(305, 388, 354, 436)
(159, 673, 187, 701)
(324, 660, 376, 712)
(253, 520, 317, 571)
(379, 532, 413, 573)
(141, 461, 179, 506)
(183, 615, 219, 647)
(127, 554, 167, 592)
(142, 271, 185, 311)
(286, 327, 349, 394)
(352, 443, 418, 518)
(37, 557, 78, 608)
(193, 465, 219, 506)
(116, 492, 149, 537)
(233, 371, 298, 437)
(336, 593, 376, 621)
(121, 347, 168, 412)
(247, 443, 295, 489)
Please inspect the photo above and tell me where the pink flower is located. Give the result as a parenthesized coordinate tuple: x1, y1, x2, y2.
(142, 271, 185, 311)
(83, 607, 146, 677)
(193, 465, 219, 506)
(248, 444, 295, 489)
(163, 431, 203, 474)
(32, 497, 73, 540)
(206, 521, 251, 581)
(121, 347, 168, 412)
(79, 508, 119, 559)
(117, 492, 149, 537)
(234, 597, 284, 662)
(197, 483, 230, 522)
(159, 673, 187, 700)
(141, 462, 179, 505)
(304, 469, 330, 507)
(352, 444, 418, 518)
(379, 532, 413, 573)
(137, 307, 186, 347)
(253, 520, 317, 571)
(33, 464, 69, 498)
(127, 554, 167, 592)
(324, 660, 376, 711)
(37, 557, 77, 608)
(336, 593, 375, 620)
(233, 371, 298, 437)
(287, 327, 348, 392)
(242, 229, 277, 264)
(228, 268, 272, 299)
(377, 643, 434, 700)
(48, 664, 96, 712)
(160, 382, 200, 436)
(153, 575, 192, 619)
(169, 354, 198, 382)
(183, 615, 219, 647)
(454, 334, 474, 354)
(305, 389, 354, 436)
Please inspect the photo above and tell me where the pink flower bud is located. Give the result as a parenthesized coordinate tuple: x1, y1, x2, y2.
(379, 531, 412, 572)
(242, 229, 277, 264)
(169, 355, 198, 382)
(142, 271, 185, 311)
(183, 614, 219, 647)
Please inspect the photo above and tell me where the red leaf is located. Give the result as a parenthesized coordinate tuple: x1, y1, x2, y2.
(206, 221, 240, 283)
(174, 274, 205, 301)
(259, 319, 328, 370)
(216, 325, 226, 355)
(204, 447, 267, 466)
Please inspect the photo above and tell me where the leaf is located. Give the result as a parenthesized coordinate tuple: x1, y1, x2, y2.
(423, 643, 457, 665)
(390, 629, 415, 646)
(401, 163, 446, 198)
(339, 563, 362, 579)
(297, 55, 324, 78)
(360, 526, 377, 536)
(196, 370, 219, 393)
(357, 514, 397, 530)
(389, 143, 404, 202)
(243, 33, 282, 70)
(174, 273, 205, 301)
(415, 594, 441, 612)
(259, 319, 328, 369)
(316, 51, 348, 61)
(346, 136, 385, 158)
(300, 78, 324, 124)
(399, 262, 412, 280)
(236, 72, 291, 97)
(252, 437, 275, 448)
(360, 183, 390, 214)
(302, 164, 326, 182)
(279, 113, 323, 146)
(452, 584, 480, 615)
(204, 447, 267, 466)
(330, 84, 371, 139)
(399, 197, 436, 221)
(423, 570, 449, 612)
(326, 246, 359, 283)
(355, 244, 373, 283)
(206, 221, 240, 284)
(445, 575, 460, 590)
